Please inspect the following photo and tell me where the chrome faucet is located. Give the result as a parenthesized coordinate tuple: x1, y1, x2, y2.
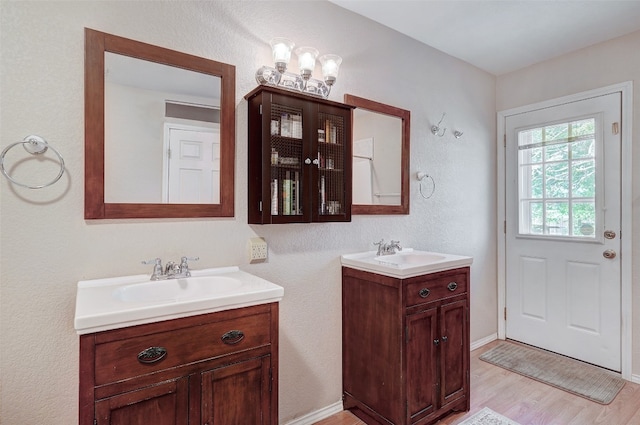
(374, 239, 402, 256)
(142, 256, 199, 280)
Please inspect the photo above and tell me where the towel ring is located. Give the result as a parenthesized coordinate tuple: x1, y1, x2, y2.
(0, 135, 65, 189)
(417, 172, 436, 199)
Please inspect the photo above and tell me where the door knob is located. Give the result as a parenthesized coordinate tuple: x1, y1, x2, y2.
(603, 249, 616, 259)
(604, 230, 616, 239)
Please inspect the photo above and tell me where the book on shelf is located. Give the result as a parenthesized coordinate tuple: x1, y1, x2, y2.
(271, 179, 278, 215)
(282, 172, 292, 215)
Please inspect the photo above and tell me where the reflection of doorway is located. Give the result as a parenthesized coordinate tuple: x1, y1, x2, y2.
(162, 124, 220, 203)
(497, 82, 633, 378)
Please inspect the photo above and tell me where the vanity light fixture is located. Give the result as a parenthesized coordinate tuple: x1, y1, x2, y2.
(255, 37, 342, 99)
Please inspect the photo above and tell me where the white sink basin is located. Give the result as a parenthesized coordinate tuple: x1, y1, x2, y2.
(341, 248, 472, 278)
(74, 266, 284, 334)
(113, 276, 243, 303)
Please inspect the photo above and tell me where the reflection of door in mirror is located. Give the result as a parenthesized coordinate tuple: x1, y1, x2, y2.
(104, 52, 221, 204)
(164, 126, 220, 204)
(345, 94, 410, 215)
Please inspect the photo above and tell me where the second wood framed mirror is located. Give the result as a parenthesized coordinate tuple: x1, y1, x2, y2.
(345, 94, 410, 215)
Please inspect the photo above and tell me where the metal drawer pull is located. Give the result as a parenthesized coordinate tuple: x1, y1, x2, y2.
(137, 346, 167, 364)
(419, 288, 430, 298)
(442, 336, 448, 342)
(447, 282, 458, 291)
(221, 330, 245, 345)
(433, 339, 440, 346)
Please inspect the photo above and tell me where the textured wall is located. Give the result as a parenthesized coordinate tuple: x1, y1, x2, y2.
(496, 30, 640, 378)
(0, 1, 496, 423)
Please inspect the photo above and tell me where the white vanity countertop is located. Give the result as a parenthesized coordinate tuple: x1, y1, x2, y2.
(341, 248, 473, 279)
(74, 266, 284, 335)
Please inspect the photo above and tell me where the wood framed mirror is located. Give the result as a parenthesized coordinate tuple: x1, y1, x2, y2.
(345, 94, 410, 215)
(85, 28, 236, 219)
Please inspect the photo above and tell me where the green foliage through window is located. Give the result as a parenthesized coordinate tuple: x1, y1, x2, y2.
(518, 118, 596, 237)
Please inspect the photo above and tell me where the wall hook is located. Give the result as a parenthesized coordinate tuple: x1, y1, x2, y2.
(431, 113, 447, 137)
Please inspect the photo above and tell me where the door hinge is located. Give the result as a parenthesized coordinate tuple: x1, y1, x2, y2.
(503, 134, 506, 147)
(504, 307, 507, 321)
(269, 367, 273, 393)
(504, 220, 506, 234)
(405, 326, 409, 343)
(94, 420, 98, 425)
(259, 104, 263, 115)
(259, 201, 263, 212)
(612, 122, 620, 135)
(167, 148, 172, 159)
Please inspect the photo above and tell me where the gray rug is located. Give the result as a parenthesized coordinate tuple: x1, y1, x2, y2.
(479, 342, 625, 404)
(457, 407, 520, 425)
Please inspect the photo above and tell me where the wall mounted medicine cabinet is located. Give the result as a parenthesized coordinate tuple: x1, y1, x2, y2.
(245, 86, 353, 224)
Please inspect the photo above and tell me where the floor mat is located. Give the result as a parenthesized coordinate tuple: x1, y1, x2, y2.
(479, 342, 625, 404)
(457, 407, 520, 425)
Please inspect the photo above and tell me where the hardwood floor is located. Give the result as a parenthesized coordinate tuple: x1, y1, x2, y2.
(314, 340, 640, 425)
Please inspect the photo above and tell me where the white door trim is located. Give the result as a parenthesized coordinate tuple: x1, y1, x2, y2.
(497, 81, 633, 379)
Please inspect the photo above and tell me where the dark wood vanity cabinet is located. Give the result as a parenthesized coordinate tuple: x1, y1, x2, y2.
(79, 303, 278, 425)
(245, 86, 353, 224)
(342, 267, 470, 425)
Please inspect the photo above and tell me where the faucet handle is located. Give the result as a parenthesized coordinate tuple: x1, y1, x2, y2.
(373, 239, 385, 247)
(142, 258, 162, 266)
(179, 256, 199, 277)
(142, 258, 163, 280)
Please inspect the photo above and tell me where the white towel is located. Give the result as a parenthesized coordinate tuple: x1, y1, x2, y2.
(352, 157, 373, 204)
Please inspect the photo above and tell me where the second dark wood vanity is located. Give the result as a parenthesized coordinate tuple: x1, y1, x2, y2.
(342, 266, 470, 425)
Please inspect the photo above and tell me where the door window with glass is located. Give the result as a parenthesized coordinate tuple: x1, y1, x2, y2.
(517, 117, 600, 239)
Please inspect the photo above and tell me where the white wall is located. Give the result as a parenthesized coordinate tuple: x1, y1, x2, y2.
(0, 1, 496, 423)
(496, 29, 640, 377)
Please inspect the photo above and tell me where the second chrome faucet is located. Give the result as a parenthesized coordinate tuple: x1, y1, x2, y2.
(374, 239, 402, 256)
(142, 256, 199, 280)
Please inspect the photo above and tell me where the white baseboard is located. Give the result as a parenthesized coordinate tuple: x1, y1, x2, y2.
(283, 401, 343, 425)
(471, 333, 498, 351)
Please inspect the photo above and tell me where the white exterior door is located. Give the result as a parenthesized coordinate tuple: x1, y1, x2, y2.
(164, 126, 220, 204)
(505, 92, 621, 371)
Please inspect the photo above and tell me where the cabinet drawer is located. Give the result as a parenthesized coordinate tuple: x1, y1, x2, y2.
(95, 312, 270, 386)
(405, 272, 467, 307)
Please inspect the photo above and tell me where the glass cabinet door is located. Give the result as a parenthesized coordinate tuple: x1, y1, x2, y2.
(269, 101, 305, 218)
(315, 110, 347, 220)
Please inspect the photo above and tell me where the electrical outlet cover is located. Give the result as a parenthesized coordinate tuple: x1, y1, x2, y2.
(249, 237, 268, 263)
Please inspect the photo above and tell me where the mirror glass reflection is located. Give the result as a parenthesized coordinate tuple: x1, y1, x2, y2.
(104, 53, 222, 204)
(352, 108, 402, 206)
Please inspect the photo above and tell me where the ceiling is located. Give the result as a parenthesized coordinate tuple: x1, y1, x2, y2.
(329, 0, 640, 75)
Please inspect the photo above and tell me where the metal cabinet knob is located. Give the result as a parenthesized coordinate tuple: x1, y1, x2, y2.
(447, 282, 458, 291)
(304, 158, 311, 165)
(603, 249, 617, 259)
(419, 288, 430, 298)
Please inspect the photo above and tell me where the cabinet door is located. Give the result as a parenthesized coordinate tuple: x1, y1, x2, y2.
(313, 105, 351, 222)
(406, 307, 439, 422)
(439, 299, 468, 408)
(201, 356, 271, 425)
(95, 378, 189, 425)
(265, 94, 311, 223)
